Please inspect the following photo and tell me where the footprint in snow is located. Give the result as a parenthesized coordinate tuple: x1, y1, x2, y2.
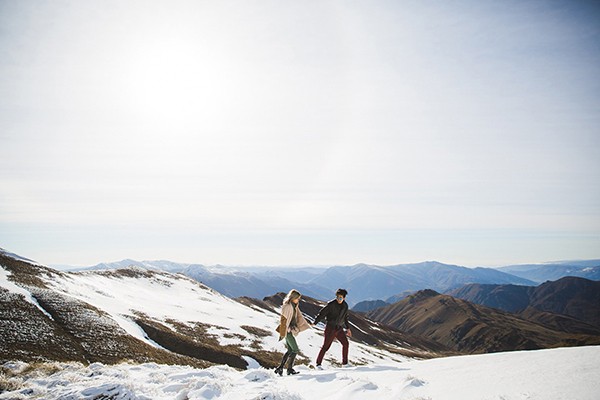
(405, 376, 427, 388)
(244, 370, 272, 383)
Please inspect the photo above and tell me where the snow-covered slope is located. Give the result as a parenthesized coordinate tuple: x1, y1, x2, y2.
(2, 346, 599, 400)
(49, 269, 412, 364)
(1, 248, 411, 369)
(44, 267, 409, 366)
(71, 259, 333, 302)
(3, 248, 600, 399)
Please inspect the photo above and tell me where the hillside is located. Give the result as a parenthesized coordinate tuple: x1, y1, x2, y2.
(0, 249, 438, 369)
(447, 283, 532, 312)
(367, 290, 600, 354)
(528, 277, 600, 327)
(352, 299, 390, 313)
(448, 277, 600, 328)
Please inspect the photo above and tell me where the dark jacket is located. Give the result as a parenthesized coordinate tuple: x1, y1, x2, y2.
(313, 299, 349, 329)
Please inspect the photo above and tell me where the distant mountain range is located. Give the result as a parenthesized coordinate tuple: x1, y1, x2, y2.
(304, 262, 536, 306)
(497, 261, 600, 283)
(51, 258, 600, 310)
(61, 259, 598, 306)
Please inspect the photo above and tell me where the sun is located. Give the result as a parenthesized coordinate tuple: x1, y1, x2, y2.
(115, 34, 225, 123)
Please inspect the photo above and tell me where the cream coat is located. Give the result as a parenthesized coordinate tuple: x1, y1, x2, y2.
(276, 302, 311, 340)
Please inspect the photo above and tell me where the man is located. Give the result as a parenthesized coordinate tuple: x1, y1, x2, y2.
(313, 288, 352, 368)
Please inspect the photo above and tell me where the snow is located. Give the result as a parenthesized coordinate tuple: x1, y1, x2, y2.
(0, 265, 54, 320)
(3, 251, 599, 399)
(2, 346, 599, 400)
(41, 269, 407, 364)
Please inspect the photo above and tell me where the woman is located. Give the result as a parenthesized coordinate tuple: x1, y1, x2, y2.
(275, 289, 311, 375)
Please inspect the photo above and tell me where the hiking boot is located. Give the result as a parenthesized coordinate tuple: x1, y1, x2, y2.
(274, 351, 290, 376)
(286, 352, 298, 375)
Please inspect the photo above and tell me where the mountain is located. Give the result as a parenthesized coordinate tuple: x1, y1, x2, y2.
(1, 248, 440, 369)
(447, 283, 532, 313)
(73, 259, 332, 302)
(385, 290, 418, 304)
(0, 251, 257, 368)
(497, 261, 600, 283)
(447, 277, 600, 328)
(249, 266, 329, 284)
(352, 300, 390, 313)
(518, 307, 600, 336)
(366, 290, 600, 354)
(308, 261, 535, 306)
(183, 265, 329, 301)
(527, 277, 600, 327)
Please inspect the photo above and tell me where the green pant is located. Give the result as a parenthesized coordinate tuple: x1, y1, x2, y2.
(285, 332, 299, 353)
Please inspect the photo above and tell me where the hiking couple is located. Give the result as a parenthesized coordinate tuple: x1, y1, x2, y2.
(275, 288, 352, 375)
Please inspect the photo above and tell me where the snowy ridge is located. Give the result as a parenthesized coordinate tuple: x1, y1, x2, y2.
(0, 248, 43, 266)
(43, 268, 408, 365)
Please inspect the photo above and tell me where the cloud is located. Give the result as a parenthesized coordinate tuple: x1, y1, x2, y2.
(1, 0, 599, 264)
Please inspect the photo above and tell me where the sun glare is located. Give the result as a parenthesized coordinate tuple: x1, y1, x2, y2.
(117, 36, 220, 122)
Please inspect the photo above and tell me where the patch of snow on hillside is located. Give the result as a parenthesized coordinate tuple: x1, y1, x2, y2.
(41, 269, 407, 365)
(0, 265, 54, 320)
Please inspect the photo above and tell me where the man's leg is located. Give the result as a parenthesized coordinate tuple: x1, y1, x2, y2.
(316, 325, 336, 366)
(335, 328, 349, 365)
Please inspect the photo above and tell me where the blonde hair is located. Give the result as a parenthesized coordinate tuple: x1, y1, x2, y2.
(283, 289, 301, 305)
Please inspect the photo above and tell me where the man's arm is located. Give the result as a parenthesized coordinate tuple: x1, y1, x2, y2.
(313, 302, 330, 325)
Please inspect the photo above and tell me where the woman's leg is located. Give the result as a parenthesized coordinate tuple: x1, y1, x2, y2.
(275, 350, 291, 375)
(285, 333, 300, 374)
(285, 332, 299, 354)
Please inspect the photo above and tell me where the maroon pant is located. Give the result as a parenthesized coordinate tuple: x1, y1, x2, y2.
(316, 325, 349, 365)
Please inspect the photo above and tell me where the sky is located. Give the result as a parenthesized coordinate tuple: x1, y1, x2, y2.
(1, 0, 599, 267)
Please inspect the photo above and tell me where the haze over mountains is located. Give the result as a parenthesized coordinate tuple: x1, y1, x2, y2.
(61, 258, 600, 307)
(497, 261, 600, 283)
